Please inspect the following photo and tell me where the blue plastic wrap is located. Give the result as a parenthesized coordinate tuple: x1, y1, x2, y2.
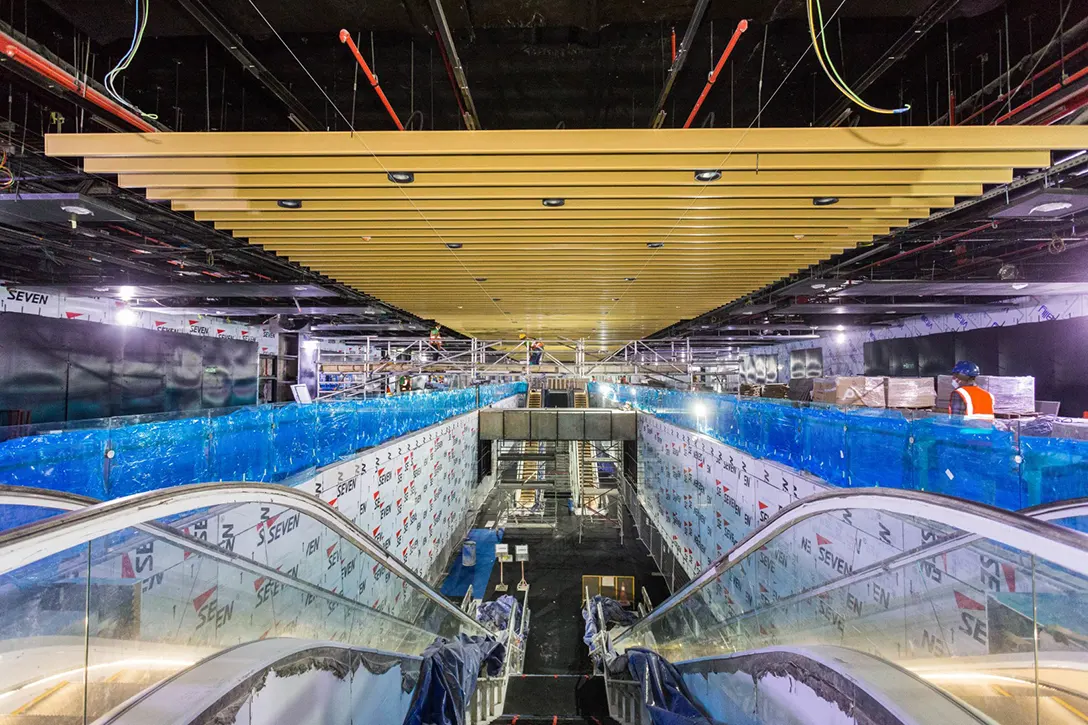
(617, 648, 711, 725)
(0, 383, 523, 501)
(593, 382, 1088, 512)
(1020, 434, 1088, 509)
(402, 634, 505, 725)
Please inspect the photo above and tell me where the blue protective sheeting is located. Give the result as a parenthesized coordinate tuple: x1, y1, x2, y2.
(0, 383, 525, 500)
(402, 634, 505, 725)
(595, 382, 1087, 510)
(616, 648, 711, 725)
(440, 528, 502, 598)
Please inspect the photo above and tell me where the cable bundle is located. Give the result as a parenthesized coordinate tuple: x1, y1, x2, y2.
(105, 0, 158, 119)
(806, 0, 910, 116)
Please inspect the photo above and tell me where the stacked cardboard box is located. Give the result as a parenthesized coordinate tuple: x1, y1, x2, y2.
(812, 376, 887, 407)
(885, 378, 937, 409)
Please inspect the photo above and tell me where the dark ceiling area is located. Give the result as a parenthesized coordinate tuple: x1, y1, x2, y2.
(0, 0, 1086, 344)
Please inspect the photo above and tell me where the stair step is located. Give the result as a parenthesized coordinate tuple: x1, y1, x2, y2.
(502, 675, 618, 723)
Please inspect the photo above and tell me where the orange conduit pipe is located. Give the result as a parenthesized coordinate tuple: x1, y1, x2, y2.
(683, 19, 748, 129)
(339, 29, 404, 131)
(993, 64, 1088, 125)
(0, 30, 157, 133)
(671, 27, 677, 63)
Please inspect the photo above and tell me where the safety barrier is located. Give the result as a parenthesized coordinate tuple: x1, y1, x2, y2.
(594, 383, 1088, 510)
(0, 383, 525, 500)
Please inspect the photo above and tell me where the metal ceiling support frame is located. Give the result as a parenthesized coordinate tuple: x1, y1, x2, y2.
(649, 0, 711, 129)
(172, 0, 321, 130)
(816, 0, 960, 126)
(428, 0, 482, 130)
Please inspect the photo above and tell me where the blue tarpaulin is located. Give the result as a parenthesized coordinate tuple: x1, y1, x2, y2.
(616, 648, 711, 725)
(440, 528, 503, 599)
(402, 634, 505, 725)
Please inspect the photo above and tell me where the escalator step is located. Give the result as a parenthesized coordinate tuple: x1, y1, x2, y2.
(501, 675, 618, 723)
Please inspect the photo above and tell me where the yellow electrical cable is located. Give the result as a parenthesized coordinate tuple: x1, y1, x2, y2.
(807, 0, 910, 115)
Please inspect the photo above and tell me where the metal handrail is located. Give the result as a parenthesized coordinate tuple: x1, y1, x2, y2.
(0, 481, 486, 634)
(614, 488, 1088, 645)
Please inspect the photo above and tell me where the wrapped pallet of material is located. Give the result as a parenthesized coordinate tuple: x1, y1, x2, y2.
(977, 375, 1036, 415)
(788, 377, 815, 401)
(885, 377, 937, 409)
(1052, 418, 1088, 441)
(813, 376, 887, 407)
(936, 375, 957, 410)
(762, 383, 790, 399)
(740, 383, 762, 397)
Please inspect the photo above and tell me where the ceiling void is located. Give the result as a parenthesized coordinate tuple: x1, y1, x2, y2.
(46, 126, 1086, 343)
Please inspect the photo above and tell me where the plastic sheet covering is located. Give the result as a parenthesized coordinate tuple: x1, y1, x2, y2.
(475, 595, 525, 633)
(583, 595, 640, 662)
(0, 426, 109, 499)
(402, 634, 505, 725)
(885, 377, 937, 409)
(107, 416, 212, 497)
(614, 648, 711, 725)
(597, 383, 1087, 511)
(0, 383, 525, 500)
(912, 416, 1022, 511)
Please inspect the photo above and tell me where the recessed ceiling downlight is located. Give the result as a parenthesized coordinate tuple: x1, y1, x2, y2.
(647, 242, 665, 249)
(542, 198, 566, 207)
(694, 170, 722, 182)
(277, 199, 302, 209)
(813, 197, 840, 206)
(446, 243, 463, 249)
(387, 172, 415, 184)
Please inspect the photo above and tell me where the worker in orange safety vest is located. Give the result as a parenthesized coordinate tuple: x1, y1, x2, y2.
(948, 361, 995, 420)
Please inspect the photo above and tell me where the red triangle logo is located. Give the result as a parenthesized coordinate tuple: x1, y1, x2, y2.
(192, 586, 217, 612)
(816, 534, 832, 546)
(65, 312, 82, 319)
(326, 543, 337, 557)
(189, 319, 199, 325)
(1001, 563, 1017, 592)
(216, 328, 225, 334)
(121, 553, 134, 579)
(954, 591, 986, 611)
(372, 526, 380, 537)
(155, 321, 167, 327)
(327, 497, 338, 507)
(253, 576, 266, 592)
(240, 330, 249, 336)
(758, 501, 768, 510)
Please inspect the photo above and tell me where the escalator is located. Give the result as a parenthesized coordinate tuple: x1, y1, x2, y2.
(0, 483, 525, 725)
(594, 490, 1088, 725)
(0, 481, 1085, 725)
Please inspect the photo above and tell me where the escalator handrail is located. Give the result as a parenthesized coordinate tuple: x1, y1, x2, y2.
(0, 485, 97, 511)
(615, 488, 1088, 645)
(0, 481, 484, 633)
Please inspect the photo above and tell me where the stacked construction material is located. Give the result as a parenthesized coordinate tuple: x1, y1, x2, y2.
(937, 374, 1036, 414)
(761, 383, 790, 399)
(812, 376, 887, 407)
(1052, 418, 1088, 441)
(788, 377, 815, 401)
(885, 378, 937, 409)
(739, 383, 762, 397)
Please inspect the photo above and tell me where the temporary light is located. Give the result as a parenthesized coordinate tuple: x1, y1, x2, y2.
(836, 324, 845, 331)
(542, 198, 566, 207)
(694, 402, 708, 417)
(118, 285, 136, 301)
(813, 197, 840, 206)
(115, 307, 138, 326)
(836, 333, 847, 345)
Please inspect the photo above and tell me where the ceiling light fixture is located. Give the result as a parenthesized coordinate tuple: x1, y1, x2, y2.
(118, 285, 136, 301)
(811, 283, 826, 289)
(612, 297, 620, 301)
(475, 277, 487, 282)
(446, 243, 463, 249)
(277, 199, 302, 209)
(836, 324, 845, 331)
(647, 242, 665, 249)
(542, 198, 566, 207)
(813, 197, 840, 206)
(387, 172, 415, 184)
(794, 234, 806, 240)
(624, 277, 637, 282)
(115, 307, 138, 326)
(694, 170, 722, 182)
(60, 205, 93, 216)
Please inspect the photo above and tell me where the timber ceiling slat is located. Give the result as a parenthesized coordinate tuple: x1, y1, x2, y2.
(45, 128, 1088, 342)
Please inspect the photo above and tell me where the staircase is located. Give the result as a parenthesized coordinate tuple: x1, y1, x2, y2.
(516, 389, 545, 509)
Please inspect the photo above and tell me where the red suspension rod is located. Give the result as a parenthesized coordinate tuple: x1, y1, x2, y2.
(0, 30, 157, 133)
(993, 63, 1088, 125)
(339, 29, 404, 131)
(683, 19, 748, 129)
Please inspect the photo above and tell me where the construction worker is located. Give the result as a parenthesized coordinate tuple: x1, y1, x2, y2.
(429, 325, 443, 350)
(948, 361, 995, 420)
(530, 339, 544, 365)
